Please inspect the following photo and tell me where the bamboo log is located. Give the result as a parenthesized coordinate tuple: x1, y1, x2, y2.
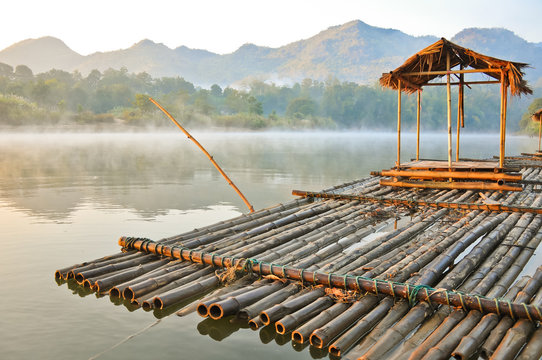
(260, 288, 326, 325)
(292, 190, 542, 215)
(74, 253, 158, 284)
(516, 326, 542, 360)
(152, 275, 219, 310)
(377, 170, 521, 182)
(208, 281, 286, 320)
(177, 275, 255, 317)
(275, 296, 334, 334)
(248, 316, 264, 330)
(109, 261, 187, 297)
(380, 179, 522, 192)
(490, 287, 542, 360)
(310, 295, 381, 348)
(237, 283, 301, 320)
(195, 279, 268, 317)
(93, 259, 170, 293)
(328, 296, 392, 357)
(124, 264, 212, 301)
(292, 301, 351, 344)
(55, 251, 135, 279)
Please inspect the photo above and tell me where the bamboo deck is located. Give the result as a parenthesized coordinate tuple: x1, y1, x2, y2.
(55, 155, 542, 360)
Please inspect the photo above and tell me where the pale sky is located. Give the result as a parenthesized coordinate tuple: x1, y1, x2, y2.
(2, 0, 541, 55)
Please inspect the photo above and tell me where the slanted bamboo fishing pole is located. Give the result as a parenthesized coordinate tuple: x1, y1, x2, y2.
(148, 97, 254, 213)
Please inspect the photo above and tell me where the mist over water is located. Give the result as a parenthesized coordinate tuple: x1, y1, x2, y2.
(0, 131, 538, 360)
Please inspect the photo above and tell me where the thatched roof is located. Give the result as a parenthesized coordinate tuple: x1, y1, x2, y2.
(532, 108, 542, 122)
(380, 38, 532, 96)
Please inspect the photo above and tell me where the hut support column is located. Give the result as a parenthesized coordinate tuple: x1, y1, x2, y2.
(397, 79, 402, 169)
(456, 69, 464, 162)
(499, 71, 508, 168)
(538, 118, 541, 152)
(446, 52, 452, 171)
(416, 90, 421, 161)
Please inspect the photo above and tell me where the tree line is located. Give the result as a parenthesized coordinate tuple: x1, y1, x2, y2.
(0, 62, 540, 132)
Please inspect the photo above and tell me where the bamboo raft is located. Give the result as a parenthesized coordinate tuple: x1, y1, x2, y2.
(56, 156, 542, 360)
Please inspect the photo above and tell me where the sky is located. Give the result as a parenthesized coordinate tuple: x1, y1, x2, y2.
(1, 0, 541, 55)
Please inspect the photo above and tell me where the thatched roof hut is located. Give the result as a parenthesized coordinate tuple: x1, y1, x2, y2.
(379, 38, 531, 171)
(380, 38, 532, 96)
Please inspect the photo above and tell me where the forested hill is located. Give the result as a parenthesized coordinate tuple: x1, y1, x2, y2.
(1, 20, 541, 87)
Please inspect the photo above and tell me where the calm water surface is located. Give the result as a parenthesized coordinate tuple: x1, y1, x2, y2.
(0, 132, 538, 360)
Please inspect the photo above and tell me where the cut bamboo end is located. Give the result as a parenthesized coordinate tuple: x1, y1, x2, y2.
(123, 287, 135, 301)
(260, 312, 271, 325)
(153, 297, 164, 310)
(82, 279, 93, 288)
(75, 273, 85, 284)
(309, 333, 324, 348)
(328, 345, 342, 357)
(275, 321, 287, 334)
(142, 300, 154, 311)
(109, 287, 122, 298)
(197, 303, 210, 317)
(208, 304, 224, 320)
(248, 317, 263, 330)
(291, 330, 305, 344)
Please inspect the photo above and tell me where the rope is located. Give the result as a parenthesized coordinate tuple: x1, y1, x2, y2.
(120, 237, 541, 322)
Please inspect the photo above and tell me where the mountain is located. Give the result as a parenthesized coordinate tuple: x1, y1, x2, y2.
(0, 21, 540, 87)
(0, 36, 83, 73)
(451, 28, 542, 83)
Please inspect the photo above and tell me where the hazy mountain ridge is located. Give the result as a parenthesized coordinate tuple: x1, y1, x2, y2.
(1, 21, 540, 87)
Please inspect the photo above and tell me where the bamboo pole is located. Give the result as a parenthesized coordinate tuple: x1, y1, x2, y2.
(208, 281, 286, 320)
(499, 71, 509, 169)
(275, 296, 334, 334)
(417, 90, 421, 161)
(447, 52, 452, 171)
(292, 301, 351, 344)
(456, 68, 463, 162)
(403, 68, 503, 76)
(538, 118, 542, 152)
(260, 288, 326, 325)
(292, 190, 541, 215)
(453, 267, 542, 360)
(490, 287, 542, 360)
(377, 169, 521, 182)
(148, 97, 254, 213)
(397, 79, 402, 169)
(516, 326, 542, 360)
(380, 179, 522, 192)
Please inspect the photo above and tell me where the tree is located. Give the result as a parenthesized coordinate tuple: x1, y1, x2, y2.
(0, 63, 13, 77)
(286, 97, 317, 118)
(14, 65, 33, 79)
(519, 97, 542, 134)
(134, 94, 155, 113)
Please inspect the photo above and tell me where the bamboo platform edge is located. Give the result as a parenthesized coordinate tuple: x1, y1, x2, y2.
(118, 236, 542, 322)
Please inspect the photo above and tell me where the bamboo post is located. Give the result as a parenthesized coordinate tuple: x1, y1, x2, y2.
(416, 90, 421, 161)
(499, 70, 508, 169)
(397, 79, 402, 169)
(539, 118, 541, 152)
(148, 97, 255, 213)
(446, 52, 452, 171)
(456, 67, 464, 162)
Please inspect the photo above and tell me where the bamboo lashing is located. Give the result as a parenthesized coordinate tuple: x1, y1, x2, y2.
(118, 236, 542, 322)
(148, 97, 254, 213)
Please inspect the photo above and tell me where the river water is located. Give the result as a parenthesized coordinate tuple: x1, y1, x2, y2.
(0, 131, 537, 360)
